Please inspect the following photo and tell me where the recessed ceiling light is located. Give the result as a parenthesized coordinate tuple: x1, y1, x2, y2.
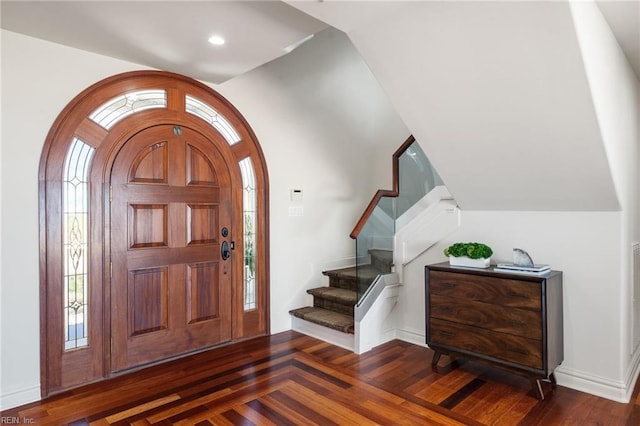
(208, 35, 225, 46)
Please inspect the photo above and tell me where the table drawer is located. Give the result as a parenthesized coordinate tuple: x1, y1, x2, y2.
(429, 294, 541, 340)
(429, 270, 541, 309)
(429, 318, 542, 369)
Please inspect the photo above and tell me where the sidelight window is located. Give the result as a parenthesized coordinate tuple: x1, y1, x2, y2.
(239, 157, 256, 311)
(63, 138, 95, 350)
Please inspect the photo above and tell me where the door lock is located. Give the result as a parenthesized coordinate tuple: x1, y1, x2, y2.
(221, 240, 230, 260)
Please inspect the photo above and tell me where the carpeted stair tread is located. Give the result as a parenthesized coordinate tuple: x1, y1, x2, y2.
(289, 306, 354, 334)
(322, 265, 380, 281)
(307, 287, 357, 305)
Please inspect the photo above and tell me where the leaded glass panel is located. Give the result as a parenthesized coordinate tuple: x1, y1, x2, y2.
(239, 158, 256, 311)
(186, 96, 241, 145)
(63, 138, 95, 350)
(89, 90, 166, 129)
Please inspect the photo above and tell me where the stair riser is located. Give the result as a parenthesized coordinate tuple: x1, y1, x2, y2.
(313, 299, 354, 316)
(369, 249, 393, 272)
(329, 276, 381, 292)
(371, 257, 392, 274)
(328, 275, 358, 291)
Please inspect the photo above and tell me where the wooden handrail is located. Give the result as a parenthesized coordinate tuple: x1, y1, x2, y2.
(350, 135, 416, 239)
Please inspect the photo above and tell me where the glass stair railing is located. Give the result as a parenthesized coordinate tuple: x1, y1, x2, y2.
(351, 135, 443, 304)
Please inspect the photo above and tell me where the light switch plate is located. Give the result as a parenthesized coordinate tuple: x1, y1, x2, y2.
(290, 189, 303, 201)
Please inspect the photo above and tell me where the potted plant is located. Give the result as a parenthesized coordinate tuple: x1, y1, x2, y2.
(444, 242, 493, 268)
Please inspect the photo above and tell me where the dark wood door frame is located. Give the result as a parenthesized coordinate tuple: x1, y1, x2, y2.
(39, 71, 270, 397)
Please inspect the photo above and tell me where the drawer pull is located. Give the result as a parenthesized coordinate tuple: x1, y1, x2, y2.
(506, 346, 529, 355)
(439, 282, 455, 289)
(506, 291, 525, 298)
(438, 330, 456, 338)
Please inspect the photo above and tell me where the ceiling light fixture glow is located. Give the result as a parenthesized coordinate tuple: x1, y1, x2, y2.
(208, 35, 225, 46)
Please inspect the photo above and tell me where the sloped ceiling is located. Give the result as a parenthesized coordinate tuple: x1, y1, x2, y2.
(287, 0, 640, 81)
(1, 0, 636, 211)
(0, 1, 328, 84)
(288, 1, 629, 211)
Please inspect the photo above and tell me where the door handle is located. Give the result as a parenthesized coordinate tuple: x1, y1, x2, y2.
(221, 241, 230, 260)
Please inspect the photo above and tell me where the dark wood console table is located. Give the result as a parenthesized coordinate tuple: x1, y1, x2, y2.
(425, 262, 563, 399)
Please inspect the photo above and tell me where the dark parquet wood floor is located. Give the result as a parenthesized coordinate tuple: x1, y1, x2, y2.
(3, 331, 640, 425)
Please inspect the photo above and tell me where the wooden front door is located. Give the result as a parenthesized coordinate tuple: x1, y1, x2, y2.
(110, 124, 233, 372)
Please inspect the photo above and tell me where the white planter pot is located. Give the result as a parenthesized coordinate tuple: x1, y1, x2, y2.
(449, 256, 491, 268)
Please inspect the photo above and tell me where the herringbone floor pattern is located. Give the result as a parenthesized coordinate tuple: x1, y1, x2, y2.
(3, 331, 639, 425)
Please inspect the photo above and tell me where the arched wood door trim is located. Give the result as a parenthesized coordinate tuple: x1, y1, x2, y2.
(39, 71, 270, 396)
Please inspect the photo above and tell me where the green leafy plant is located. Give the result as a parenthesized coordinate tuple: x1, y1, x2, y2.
(444, 242, 493, 259)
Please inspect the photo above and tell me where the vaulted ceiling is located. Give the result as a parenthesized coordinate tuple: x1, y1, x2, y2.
(2, 0, 639, 211)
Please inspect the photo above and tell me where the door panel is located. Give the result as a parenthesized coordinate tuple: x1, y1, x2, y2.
(187, 262, 220, 323)
(129, 267, 168, 335)
(187, 204, 218, 245)
(110, 125, 232, 372)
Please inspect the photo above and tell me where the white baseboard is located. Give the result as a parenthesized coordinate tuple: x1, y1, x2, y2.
(0, 384, 40, 411)
(554, 346, 640, 403)
(291, 316, 354, 351)
(625, 346, 640, 400)
(395, 327, 427, 348)
(553, 366, 631, 403)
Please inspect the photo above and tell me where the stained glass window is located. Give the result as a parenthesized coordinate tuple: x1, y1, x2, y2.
(89, 90, 166, 129)
(186, 96, 241, 145)
(63, 138, 95, 350)
(239, 158, 256, 311)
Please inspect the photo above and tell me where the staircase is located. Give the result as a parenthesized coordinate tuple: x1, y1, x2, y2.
(290, 136, 453, 351)
(289, 250, 393, 336)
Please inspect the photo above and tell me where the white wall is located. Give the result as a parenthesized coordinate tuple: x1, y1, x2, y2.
(0, 27, 408, 409)
(0, 30, 147, 410)
(217, 27, 409, 334)
(570, 0, 640, 393)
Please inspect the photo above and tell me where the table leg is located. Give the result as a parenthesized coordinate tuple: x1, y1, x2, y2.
(530, 377, 545, 400)
(431, 350, 442, 369)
